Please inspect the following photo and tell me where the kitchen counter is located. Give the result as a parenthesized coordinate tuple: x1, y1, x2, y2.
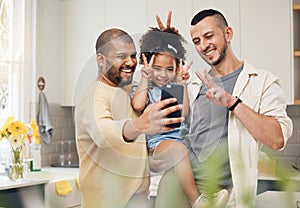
(2, 167, 299, 207)
(256, 191, 300, 208)
(0, 167, 80, 208)
(257, 169, 300, 194)
(0, 174, 49, 191)
(33, 167, 79, 182)
(257, 167, 300, 206)
(0, 167, 79, 190)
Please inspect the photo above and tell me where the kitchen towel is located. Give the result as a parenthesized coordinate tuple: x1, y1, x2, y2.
(37, 91, 53, 144)
(75, 177, 79, 188)
(55, 180, 72, 195)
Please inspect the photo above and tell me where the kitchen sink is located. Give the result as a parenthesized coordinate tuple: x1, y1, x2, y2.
(50, 162, 79, 168)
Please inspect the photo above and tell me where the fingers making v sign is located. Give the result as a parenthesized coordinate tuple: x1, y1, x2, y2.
(195, 69, 228, 106)
(156, 11, 179, 33)
(141, 53, 155, 79)
(176, 59, 193, 84)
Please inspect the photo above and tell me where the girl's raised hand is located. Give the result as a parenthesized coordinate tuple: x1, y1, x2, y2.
(156, 11, 179, 34)
(141, 53, 154, 80)
(176, 59, 192, 84)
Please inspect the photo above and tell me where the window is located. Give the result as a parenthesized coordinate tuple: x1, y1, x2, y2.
(0, 0, 25, 125)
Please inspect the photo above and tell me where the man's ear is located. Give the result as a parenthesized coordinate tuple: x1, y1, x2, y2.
(225, 26, 233, 43)
(96, 53, 106, 68)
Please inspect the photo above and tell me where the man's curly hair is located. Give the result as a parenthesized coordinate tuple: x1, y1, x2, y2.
(139, 27, 187, 66)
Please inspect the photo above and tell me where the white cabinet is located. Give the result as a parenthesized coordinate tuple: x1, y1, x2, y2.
(44, 178, 81, 208)
(62, 0, 239, 106)
(191, 0, 294, 104)
(256, 191, 300, 208)
(240, 0, 293, 104)
(61, 0, 294, 105)
(146, 0, 193, 42)
(62, 0, 105, 106)
(104, 0, 147, 35)
(62, 0, 148, 106)
(192, 0, 241, 57)
(42, 167, 81, 208)
(35, 0, 64, 104)
(293, 0, 300, 104)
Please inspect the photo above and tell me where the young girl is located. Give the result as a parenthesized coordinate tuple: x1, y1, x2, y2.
(131, 27, 228, 208)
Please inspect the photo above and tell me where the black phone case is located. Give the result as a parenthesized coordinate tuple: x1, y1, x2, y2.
(161, 83, 184, 128)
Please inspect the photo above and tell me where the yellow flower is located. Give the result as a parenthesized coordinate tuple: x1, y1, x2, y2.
(0, 116, 29, 145)
(4, 116, 14, 127)
(33, 133, 40, 144)
(0, 128, 5, 140)
(9, 135, 23, 149)
(0, 116, 29, 180)
(30, 119, 40, 144)
(0, 116, 14, 139)
(8, 120, 27, 137)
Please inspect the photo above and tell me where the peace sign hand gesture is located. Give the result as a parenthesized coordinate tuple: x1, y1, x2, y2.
(141, 53, 154, 80)
(156, 11, 179, 33)
(195, 69, 230, 106)
(176, 59, 193, 84)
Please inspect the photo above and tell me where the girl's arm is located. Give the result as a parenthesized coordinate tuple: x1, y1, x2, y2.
(131, 76, 149, 112)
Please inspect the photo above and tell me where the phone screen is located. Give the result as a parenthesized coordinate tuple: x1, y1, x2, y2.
(161, 83, 184, 128)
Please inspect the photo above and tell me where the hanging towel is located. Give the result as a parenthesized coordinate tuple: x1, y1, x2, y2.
(37, 91, 53, 144)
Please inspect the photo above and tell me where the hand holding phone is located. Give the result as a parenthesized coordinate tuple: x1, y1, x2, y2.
(161, 83, 184, 128)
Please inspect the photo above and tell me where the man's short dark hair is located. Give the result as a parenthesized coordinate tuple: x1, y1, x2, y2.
(95, 28, 134, 55)
(191, 9, 228, 28)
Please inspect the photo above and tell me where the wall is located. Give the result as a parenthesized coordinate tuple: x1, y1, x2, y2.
(40, 104, 78, 167)
(34, 0, 294, 106)
(263, 105, 300, 170)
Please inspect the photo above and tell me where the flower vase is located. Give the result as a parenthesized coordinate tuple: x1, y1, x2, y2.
(9, 146, 24, 180)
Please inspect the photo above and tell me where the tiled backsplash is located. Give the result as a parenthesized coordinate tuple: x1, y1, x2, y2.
(263, 105, 300, 170)
(43, 104, 300, 170)
(40, 104, 77, 167)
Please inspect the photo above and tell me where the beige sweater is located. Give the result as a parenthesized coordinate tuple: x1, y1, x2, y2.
(75, 81, 149, 208)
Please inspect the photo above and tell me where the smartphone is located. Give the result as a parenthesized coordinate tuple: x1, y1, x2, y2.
(161, 83, 184, 128)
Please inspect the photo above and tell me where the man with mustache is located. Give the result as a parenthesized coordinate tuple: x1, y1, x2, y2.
(74, 28, 184, 208)
(154, 9, 293, 208)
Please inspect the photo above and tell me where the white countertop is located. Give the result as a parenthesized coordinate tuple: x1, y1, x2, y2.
(0, 167, 79, 191)
(0, 175, 49, 190)
(36, 167, 79, 182)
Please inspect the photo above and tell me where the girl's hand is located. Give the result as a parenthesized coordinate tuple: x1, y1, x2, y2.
(156, 11, 179, 34)
(141, 53, 154, 80)
(176, 59, 192, 84)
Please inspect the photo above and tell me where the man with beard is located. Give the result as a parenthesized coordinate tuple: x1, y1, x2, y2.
(74, 28, 184, 208)
(154, 9, 293, 208)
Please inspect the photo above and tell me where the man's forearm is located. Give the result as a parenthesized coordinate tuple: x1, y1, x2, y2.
(122, 119, 146, 142)
(232, 102, 284, 150)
